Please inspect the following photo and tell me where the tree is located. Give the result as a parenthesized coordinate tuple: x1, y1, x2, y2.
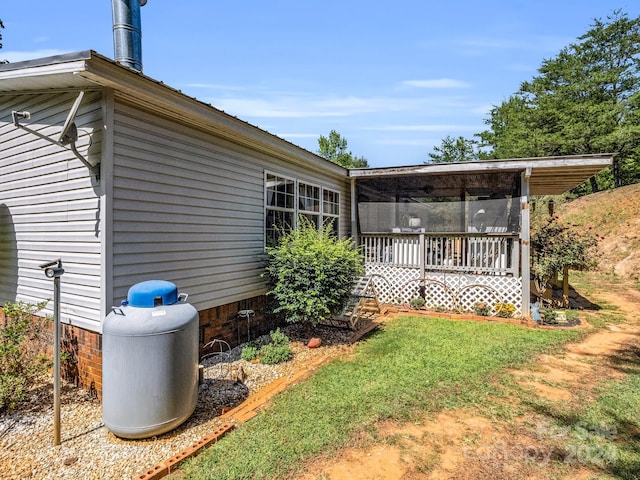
(317, 130, 369, 168)
(426, 135, 482, 163)
(264, 217, 363, 328)
(530, 217, 598, 301)
(0, 18, 7, 64)
(479, 10, 640, 193)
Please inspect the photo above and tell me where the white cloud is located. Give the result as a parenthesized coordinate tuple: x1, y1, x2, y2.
(364, 124, 481, 132)
(402, 78, 471, 89)
(375, 138, 436, 147)
(208, 94, 429, 119)
(456, 34, 572, 57)
(1, 49, 71, 63)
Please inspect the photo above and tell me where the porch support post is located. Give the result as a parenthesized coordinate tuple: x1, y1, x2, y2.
(419, 233, 426, 297)
(512, 236, 520, 277)
(350, 177, 358, 243)
(521, 168, 532, 318)
(562, 266, 569, 308)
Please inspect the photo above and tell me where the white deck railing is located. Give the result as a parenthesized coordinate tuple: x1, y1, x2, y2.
(361, 233, 520, 276)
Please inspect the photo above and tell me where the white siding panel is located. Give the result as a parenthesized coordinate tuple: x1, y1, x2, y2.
(0, 91, 104, 331)
(112, 101, 350, 310)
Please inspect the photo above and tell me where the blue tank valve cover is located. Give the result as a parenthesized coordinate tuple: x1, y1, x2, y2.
(126, 279, 178, 307)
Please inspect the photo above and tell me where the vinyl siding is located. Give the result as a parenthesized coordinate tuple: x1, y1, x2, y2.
(0, 91, 104, 330)
(111, 100, 351, 311)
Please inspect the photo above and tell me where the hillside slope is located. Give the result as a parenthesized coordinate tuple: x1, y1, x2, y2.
(555, 183, 640, 280)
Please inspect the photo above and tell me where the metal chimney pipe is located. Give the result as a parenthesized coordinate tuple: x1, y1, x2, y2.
(111, 0, 146, 71)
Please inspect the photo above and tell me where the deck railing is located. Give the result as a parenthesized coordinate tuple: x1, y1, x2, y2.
(361, 232, 520, 276)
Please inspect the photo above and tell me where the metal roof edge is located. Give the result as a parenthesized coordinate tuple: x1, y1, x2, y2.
(0, 50, 94, 72)
(348, 154, 616, 177)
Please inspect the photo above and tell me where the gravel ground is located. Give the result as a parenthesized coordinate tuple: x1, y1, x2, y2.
(0, 324, 355, 480)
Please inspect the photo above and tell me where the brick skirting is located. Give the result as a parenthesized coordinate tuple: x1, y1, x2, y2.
(61, 324, 102, 399)
(3, 295, 281, 400)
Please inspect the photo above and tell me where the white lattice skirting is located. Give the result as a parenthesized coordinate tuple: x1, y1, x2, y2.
(365, 265, 523, 316)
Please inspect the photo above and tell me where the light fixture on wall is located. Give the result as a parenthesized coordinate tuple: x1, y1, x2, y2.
(11, 91, 100, 181)
(11, 110, 30, 122)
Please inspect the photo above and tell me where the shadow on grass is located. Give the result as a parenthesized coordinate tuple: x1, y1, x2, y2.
(568, 283, 602, 310)
(525, 401, 640, 479)
(520, 340, 640, 479)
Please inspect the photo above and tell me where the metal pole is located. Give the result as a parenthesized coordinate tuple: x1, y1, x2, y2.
(53, 274, 61, 446)
(521, 169, 531, 319)
(40, 259, 64, 446)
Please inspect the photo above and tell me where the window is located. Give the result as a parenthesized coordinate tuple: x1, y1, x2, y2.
(265, 173, 295, 246)
(265, 172, 340, 245)
(298, 182, 320, 228)
(323, 188, 340, 236)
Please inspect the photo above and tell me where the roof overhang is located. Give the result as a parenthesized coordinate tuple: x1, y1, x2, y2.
(349, 155, 616, 195)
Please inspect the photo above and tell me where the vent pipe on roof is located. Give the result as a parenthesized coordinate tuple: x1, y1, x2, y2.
(111, 0, 147, 71)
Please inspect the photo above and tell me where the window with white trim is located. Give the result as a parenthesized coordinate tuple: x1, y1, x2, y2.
(298, 182, 321, 228)
(265, 172, 340, 246)
(322, 188, 340, 236)
(265, 173, 295, 246)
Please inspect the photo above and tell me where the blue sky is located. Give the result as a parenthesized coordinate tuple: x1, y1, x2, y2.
(2, 1, 639, 167)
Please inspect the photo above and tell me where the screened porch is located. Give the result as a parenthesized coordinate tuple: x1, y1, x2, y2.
(348, 155, 615, 318)
(351, 170, 524, 313)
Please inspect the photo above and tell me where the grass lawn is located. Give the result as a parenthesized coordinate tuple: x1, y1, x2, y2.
(566, 374, 640, 478)
(181, 317, 585, 480)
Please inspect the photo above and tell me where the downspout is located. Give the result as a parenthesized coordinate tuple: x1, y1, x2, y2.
(111, 0, 146, 71)
(520, 168, 531, 319)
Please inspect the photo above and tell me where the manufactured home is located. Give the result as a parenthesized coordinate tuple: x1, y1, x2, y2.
(0, 51, 613, 395)
(0, 50, 351, 394)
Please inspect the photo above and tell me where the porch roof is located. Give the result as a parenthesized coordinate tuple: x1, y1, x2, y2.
(349, 154, 616, 195)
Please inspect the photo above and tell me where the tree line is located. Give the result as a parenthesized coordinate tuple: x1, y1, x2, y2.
(427, 10, 640, 194)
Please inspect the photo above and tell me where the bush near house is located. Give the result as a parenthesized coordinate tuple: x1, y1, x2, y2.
(0, 300, 51, 411)
(531, 217, 598, 291)
(264, 217, 364, 327)
(258, 329, 293, 365)
(241, 329, 293, 365)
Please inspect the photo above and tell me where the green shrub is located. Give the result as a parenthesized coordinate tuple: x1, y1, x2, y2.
(241, 345, 259, 362)
(258, 328, 293, 365)
(260, 344, 293, 365)
(264, 217, 364, 327)
(409, 297, 425, 309)
(268, 327, 289, 346)
(473, 302, 491, 316)
(541, 308, 557, 323)
(0, 300, 51, 411)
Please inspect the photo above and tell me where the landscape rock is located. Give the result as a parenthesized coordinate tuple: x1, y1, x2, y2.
(0, 323, 354, 480)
